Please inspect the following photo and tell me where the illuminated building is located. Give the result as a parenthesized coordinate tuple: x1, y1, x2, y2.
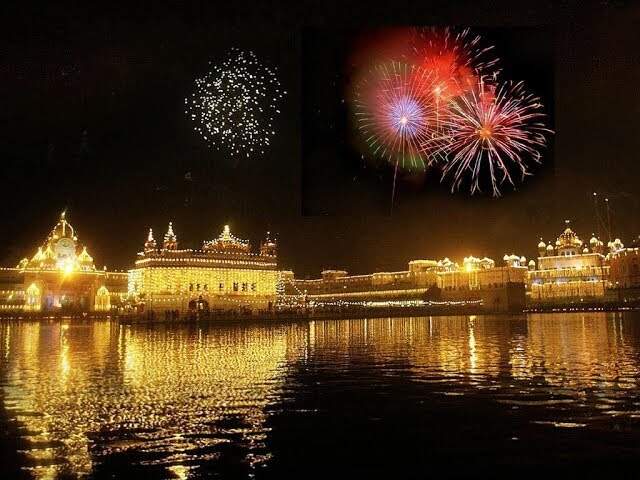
(128, 223, 279, 312)
(0, 212, 128, 313)
(437, 255, 528, 311)
(286, 255, 527, 312)
(609, 246, 640, 289)
(527, 223, 611, 302)
(607, 236, 640, 303)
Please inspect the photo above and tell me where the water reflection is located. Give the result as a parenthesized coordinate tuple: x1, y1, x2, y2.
(1, 321, 307, 478)
(1, 313, 639, 478)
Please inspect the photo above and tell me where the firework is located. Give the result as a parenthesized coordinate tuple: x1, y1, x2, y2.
(185, 49, 285, 158)
(354, 62, 446, 173)
(440, 78, 551, 196)
(409, 27, 499, 101)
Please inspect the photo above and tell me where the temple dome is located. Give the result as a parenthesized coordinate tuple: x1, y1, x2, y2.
(203, 225, 250, 253)
(50, 211, 77, 241)
(78, 246, 94, 264)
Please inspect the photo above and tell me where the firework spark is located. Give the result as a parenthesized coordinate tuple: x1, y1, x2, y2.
(185, 49, 286, 158)
(440, 78, 551, 196)
(410, 27, 499, 102)
(354, 62, 446, 173)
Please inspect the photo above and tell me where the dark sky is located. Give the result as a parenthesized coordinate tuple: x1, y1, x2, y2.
(1, 1, 639, 277)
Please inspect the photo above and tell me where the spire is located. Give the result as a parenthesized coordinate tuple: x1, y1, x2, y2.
(260, 231, 277, 256)
(144, 228, 157, 253)
(163, 222, 178, 250)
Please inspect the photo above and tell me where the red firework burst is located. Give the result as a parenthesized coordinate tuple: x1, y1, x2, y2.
(409, 27, 499, 102)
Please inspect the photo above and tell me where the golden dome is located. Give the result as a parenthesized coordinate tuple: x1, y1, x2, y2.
(203, 225, 250, 253)
(77, 246, 94, 264)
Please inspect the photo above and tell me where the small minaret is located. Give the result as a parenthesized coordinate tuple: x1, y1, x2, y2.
(260, 231, 277, 256)
(163, 222, 178, 250)
(144, 228, 157, 253)
(537, 238, 546, 258)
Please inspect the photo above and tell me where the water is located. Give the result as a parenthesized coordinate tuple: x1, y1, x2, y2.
(1, 313, 639, 479)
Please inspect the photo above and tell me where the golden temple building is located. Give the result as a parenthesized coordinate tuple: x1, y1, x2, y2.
(286, 254, 528, 312)
(128, 223, 279, 313)
(527, 222, 614, 302)
(0, 212, 128, 313)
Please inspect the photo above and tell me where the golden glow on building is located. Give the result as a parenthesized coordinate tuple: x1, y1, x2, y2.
(0, 212, 127, 313)
(527, 224, 611, 302)
(288, 255, 528, 312)
(128, 223, 279, 312)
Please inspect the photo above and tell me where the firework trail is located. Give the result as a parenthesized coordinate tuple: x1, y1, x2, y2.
(185, 48, 286, 158)
(440, 78, 551, 196)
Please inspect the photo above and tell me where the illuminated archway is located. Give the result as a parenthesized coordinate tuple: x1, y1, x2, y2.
(25, 283, 41, 311)
(94, 286, 111, 312)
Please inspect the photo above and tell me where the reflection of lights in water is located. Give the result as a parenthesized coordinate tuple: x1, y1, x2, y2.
(0, 313, 639, 478)
(468, 317, 477, 374)
(0, 321, 305, 479)
(60, 324, 70, 379)
(167, 464, 190, 480)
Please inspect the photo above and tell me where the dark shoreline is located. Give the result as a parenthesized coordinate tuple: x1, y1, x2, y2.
(1, 304, 639, 325)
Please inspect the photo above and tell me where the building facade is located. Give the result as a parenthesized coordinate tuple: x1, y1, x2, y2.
(609, 247, 640, 289)
(128, 224, 279, 313)
(285, 255, 528, 312)
(0, 212, 128, 313)
(527, 224, 612, 302)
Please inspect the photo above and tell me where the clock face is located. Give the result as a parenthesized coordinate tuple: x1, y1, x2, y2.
(55, 238, 76, 260)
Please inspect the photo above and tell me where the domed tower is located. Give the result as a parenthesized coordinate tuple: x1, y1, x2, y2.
(163, 222, 178, 250)
(77, 246, 95, 271)
(556, 224, 582, 256)
(260, 231, 277, 256)
(33, 210, 80, 272)
(202, 225, 251, 253)
(528, 259, 536, 270)
(608, 238, 624, 254)
(590, 234, 604, 254)
(537, 239, 546, 257)
(144, 228, 157, 253)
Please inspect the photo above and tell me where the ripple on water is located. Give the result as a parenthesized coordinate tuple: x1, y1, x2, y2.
(0, 314, 639, 478)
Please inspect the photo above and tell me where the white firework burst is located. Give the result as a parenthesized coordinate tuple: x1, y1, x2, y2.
(185, 48, 286, 158)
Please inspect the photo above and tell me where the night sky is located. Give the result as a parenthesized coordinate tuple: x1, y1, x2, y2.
(2, 1, 639, 278)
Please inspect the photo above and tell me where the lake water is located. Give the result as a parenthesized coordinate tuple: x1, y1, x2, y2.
(1, 313, 639, 479)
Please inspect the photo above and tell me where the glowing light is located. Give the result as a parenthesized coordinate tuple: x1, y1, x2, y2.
(185, 48, 286, 158)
